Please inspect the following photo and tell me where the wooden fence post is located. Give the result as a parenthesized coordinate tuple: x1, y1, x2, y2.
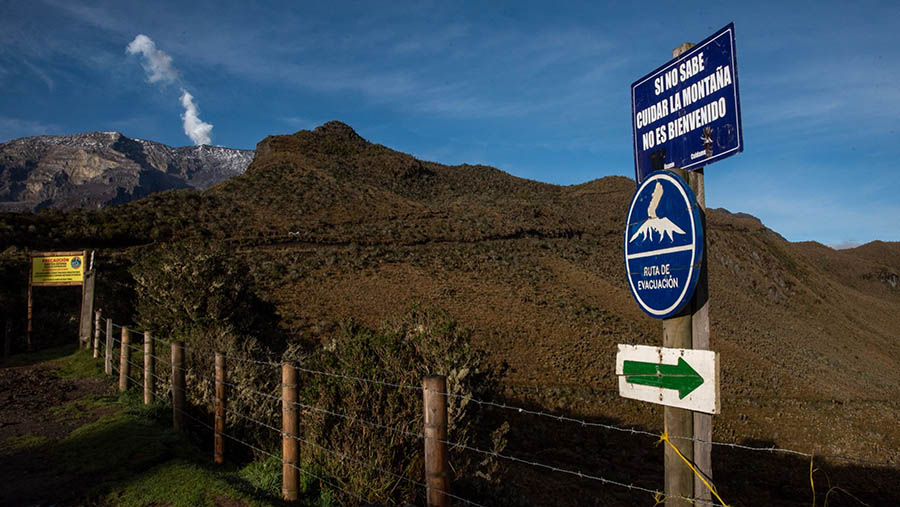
(104, 318, 113, 375)
(26, 270, 33, 352)
(423, 375, 450, 507)
(172, 341, 186, 431)
(93, 310, 101, 358)
(215, 352, 226, 464)
(282, 363, 299, 501)
(3, 319, 9, 361)
(119, 326, 130, 392)
(144, 332, 154, 404)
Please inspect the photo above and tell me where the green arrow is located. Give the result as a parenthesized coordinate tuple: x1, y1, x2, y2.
(623, 357, 704, 399)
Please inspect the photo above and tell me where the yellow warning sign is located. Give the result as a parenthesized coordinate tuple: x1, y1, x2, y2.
(32, 253, 85, 285)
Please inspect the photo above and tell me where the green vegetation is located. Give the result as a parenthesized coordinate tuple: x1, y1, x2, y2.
(54, 347, 106, 378)
(237, 454, 282, 498)
(297, 307, 506, 505)
(1, 343, 76, 367)
(50, 395, 116, 421)
(6, 433, 48, 450)
(129, 238, 277, 341)
(49, 395, 282, 506)
(128, 238, 284, 450)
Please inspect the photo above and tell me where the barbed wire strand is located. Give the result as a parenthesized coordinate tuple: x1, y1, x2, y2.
(216, 378, 422, 440)
(222, 405, 482, 506)
(214, 376, 679, 506)
(223, 406, 281, 434)
(442, 436, 716, 506)
(222, 353, 281, 368)
(109, 322, 149, 338)
(125, 358, 144, 373)
(290, 430, 486, 507)
(177, 405, 370, 505)
(147, 370, 170, 388)
(121, 372, 140, 388)
(218, 379, 283, 404)
(295, 398, 424, 440)
(102, 323, 900, 469)
(149, 353, 171, 366)
(152, 334, 174, 346)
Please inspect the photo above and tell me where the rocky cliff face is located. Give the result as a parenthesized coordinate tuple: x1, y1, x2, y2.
(0, 132, 254, 211)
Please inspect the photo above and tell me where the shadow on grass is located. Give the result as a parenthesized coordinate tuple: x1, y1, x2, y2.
(459, 393, 900, 507)
(0, 388, 292, 506)
(1, 343, 81, 368)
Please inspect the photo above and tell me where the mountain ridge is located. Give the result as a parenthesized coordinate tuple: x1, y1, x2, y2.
(0, 131, 254, 211)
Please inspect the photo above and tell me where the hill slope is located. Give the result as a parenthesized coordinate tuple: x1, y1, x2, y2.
(131, 122, 895, 466)
(1, 121, 897, 504)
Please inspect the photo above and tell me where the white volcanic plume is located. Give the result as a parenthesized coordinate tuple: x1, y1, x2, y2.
(126, 34, 213, 146)
(125, 34, 177, 84)
(180, 91, 212, 145)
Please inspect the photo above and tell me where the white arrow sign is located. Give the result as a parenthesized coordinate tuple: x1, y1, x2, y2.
(616, 344, 720, 415)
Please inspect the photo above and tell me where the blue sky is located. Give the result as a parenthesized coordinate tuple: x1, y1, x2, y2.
(1, 1, 898, 247)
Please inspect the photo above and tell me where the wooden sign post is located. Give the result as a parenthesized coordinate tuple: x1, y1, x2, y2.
(662, 41, 714, 507)
(27, 250, 89, 351)
(671, 40, 714, 505)
(79, 268, 96, 349)
(628, 24, 742, 504)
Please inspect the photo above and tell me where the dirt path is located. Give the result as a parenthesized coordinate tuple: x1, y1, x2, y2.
(0, 353, 115, 505)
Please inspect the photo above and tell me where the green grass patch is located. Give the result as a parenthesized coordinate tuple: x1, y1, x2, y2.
(53, 404, 181, 478)
(6, 351, 337, 506)
(1, 345, 105, 379)
(53, 347, 106, 379)
(6, 433, 49, 450)
(2, 343, 78, 367)
(50, 394, 118, 420)
(104, 460, 268, 507)
(238, 454, 282, 498)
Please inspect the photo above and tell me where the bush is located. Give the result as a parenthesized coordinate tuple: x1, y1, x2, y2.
(129, 238, 278, 346)
(294, 307, 507, 505)
(129, 239, 283, 449)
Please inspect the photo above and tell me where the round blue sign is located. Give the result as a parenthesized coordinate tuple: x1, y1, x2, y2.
(624, 170, 703, 318)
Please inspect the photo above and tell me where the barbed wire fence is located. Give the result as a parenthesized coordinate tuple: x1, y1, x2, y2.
(88, 311, 898, 506)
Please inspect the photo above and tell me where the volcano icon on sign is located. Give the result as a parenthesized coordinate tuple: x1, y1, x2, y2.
(629, 182, 686, 243)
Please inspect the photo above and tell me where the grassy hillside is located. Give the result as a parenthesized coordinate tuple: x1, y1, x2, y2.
(1, 121, 898, 505)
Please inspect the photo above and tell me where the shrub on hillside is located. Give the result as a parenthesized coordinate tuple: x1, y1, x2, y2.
(129, 239, 283, 446)
(292, 308, 507, 505)
(129, 239, 278, 345)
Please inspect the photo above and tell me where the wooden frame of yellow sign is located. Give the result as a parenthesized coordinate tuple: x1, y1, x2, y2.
(27, 250, 90, 351)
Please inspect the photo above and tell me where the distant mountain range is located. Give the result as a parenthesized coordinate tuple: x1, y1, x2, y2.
(0, 132, 254, 211)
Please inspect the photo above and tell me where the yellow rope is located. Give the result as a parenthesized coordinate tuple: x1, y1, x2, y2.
(810, 455, 816, 507)
(658, 432, 731, 507)
(652, 491, 665, 506)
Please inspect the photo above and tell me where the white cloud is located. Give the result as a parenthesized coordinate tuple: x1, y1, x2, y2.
(125, 34, 177, 84)
(180, 90, 212, 145)
(124, 34, 213, 145)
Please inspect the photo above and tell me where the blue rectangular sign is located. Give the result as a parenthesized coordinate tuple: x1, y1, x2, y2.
(631, 23, 743, 183)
